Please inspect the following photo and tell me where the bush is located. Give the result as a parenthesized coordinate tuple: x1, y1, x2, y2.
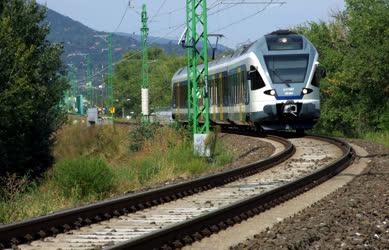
(51, 157, 115, 199)
(129, 122, 158, 152)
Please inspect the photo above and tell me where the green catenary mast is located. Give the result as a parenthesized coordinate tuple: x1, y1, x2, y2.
(86, 54, 93, 108)
(141, 4, 149, 119)
(107, 33, 114, 116)
(186, 0, 210, 155)
(70, 65, 78, 98)
(185, 0, 193, 123)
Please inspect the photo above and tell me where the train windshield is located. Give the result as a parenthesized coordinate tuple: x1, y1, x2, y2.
(265, 54, 309, 84)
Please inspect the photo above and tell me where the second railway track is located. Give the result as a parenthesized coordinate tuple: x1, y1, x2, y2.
(1, 134, 354, 250)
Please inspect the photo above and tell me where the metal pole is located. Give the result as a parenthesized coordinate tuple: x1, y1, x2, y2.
(141, 4, 149, 120)
(186, 0, 210, 156)
(86, 54, 93, 108)
(108, 33, 114, 118)
(186, 0, 192, 123)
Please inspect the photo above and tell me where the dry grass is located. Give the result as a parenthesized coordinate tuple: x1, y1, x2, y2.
(0, 122, 233, 224)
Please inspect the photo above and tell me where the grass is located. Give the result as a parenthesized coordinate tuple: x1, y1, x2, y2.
(51, 156, 115, 199)
(312, 127, 389, 148)
(363, 130, 389, 148)
(0, 121, 233, 224)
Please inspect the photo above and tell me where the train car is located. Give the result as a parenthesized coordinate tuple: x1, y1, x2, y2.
(171, 30, 325, 133)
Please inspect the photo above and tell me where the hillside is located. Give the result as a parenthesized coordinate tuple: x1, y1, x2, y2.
(44, 8, 186, 84)
(44, 8, 229, 86)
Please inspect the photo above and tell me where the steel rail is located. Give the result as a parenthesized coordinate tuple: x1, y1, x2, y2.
(108, 136, 355, 250)
(0, 135, 293, 249)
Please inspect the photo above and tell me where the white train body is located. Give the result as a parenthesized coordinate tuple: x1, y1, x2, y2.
(171, 30, 322, 131)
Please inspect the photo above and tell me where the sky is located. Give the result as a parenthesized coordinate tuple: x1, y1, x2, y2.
(36, 0, 345, 48)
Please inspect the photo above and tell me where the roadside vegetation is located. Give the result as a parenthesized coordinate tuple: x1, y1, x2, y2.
(0, 121, 233, 224)
(295, 0, 388, 145)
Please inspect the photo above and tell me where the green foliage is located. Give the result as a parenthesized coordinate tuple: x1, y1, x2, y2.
(51, 156, 115, 199)
(0, 125, 234, 223)
(129, 122, 158, 152)
(296, 0, 389, 136)
(113, 48, 186, 116)
(0, 0, 68, 177)
(364, 131, 389, 148)
(136, 155, 163, 184)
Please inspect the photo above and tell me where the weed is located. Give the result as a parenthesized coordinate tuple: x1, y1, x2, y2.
(50, 156, 115, 199)
(364, 130, 389, 147)
(129, 122, 158, 152)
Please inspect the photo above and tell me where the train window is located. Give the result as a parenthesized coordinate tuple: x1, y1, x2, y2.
(172, 83, 177, 108)
(218, 73, 223, 107)
(241, 66, 249, 105)
(311, 70, 320, 87)
(223, 73, 229, 106)
(249, 66, 266, 90)
(238, 67, 244, 105)
(312, 66, 326, 87)
(182, 83, 188, 108)
(235, 73, 238, 105)
(212, 75, 217, 106)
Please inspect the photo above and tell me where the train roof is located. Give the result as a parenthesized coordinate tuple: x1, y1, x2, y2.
(172, 30, 314, 80)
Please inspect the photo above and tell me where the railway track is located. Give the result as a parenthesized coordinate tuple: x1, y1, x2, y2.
(0, 135, 354, 250)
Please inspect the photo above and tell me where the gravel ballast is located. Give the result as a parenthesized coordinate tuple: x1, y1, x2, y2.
(232, 140, 389, 250)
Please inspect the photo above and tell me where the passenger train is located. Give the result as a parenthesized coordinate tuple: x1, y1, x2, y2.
(171, 30, 325, 133)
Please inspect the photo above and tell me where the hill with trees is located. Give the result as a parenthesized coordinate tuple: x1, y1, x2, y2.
(44, 8, 229, 86)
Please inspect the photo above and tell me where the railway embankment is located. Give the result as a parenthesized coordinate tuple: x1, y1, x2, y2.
(0, 123, 274, 225)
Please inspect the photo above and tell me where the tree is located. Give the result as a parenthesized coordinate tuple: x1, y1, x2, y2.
(296, 0, 389, 135)
(0, 0, 68, 177)
(113, 48, 186, 116)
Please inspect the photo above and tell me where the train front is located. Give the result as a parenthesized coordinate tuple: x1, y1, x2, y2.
(249, 30, 324, 132)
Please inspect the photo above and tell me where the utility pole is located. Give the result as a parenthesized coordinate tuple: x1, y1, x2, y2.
(186, 0, 210, 156)
(67, 64, 77, 112)
(141, 4, 149, 120)
(185, 2, 192, 124)
(107, 33, 114, 118)
(70, 65, 78, 99)
(86, 54, 93, 108)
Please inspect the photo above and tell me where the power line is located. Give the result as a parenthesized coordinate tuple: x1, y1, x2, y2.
(149, 0, 168, 23)
(114, 2, 130, 32)
(75, 1, 285, 85)
(220, 0, 286, 4)
(211, 0, 285, 33)
(74, 22, 187, 86)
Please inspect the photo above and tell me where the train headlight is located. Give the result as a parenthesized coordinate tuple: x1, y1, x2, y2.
(302, 88, 313, 95)
(264, 89, 277, 96)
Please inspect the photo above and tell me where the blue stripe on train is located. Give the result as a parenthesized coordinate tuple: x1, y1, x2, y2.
(275, 95, 303, 100)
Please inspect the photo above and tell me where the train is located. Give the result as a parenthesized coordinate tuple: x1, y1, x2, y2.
(171, 30, 325, 133)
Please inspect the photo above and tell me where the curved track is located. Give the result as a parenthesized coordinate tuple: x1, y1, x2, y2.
(0, 135, 354, 250)
(107, 136, 354, 250)
(0, 136, 292, 249)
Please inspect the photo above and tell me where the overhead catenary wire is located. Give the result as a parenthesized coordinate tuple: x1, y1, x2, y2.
(74, 22, 187, 86)
(149, 0, 168, 23)
(211, 0, 285, 33)
(75, 0, 286, 86)
(114, 1, 131, 32)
